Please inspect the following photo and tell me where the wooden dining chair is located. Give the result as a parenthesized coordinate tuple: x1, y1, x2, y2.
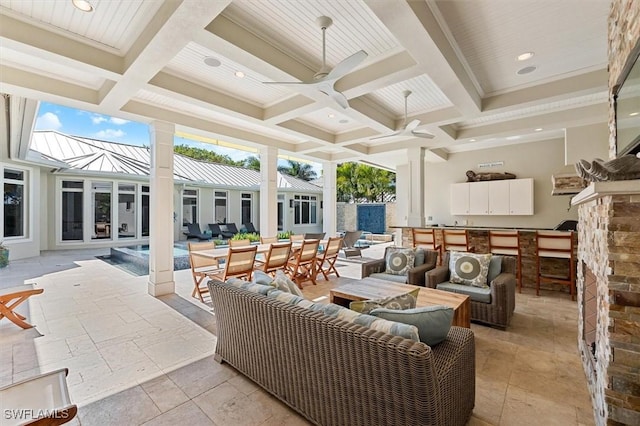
(443, 229, 473, 252)
(188, 241, 220, 302)
(286, 239, 320, 289)
(260, 236, 279, 244)
(489, 230, 522, 292)
(290, 234, 305, 242)
(229, 239, 251, 247)
(207, 245, 258, 282)
(0, 286, 44, 329)
(315, 237, 343, 281)
(255, 241, 292, 276)
(412, 228, 442, 263)
(536, 231, 576, 300)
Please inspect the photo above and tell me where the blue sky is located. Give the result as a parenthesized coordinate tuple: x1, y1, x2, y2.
(34, 101, 322, 173)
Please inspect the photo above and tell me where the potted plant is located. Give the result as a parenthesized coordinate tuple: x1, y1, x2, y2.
(0, 241, 8, 268)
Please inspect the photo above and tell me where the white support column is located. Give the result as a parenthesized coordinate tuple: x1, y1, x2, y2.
(406, 147, 426, 227)
(259, 146, 278, 237)
(148, 121, 175, 296)
(322, 162, 337, 237)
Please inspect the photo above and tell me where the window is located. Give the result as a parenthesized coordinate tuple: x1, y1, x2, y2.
(182, 189, 198, 225)
(293, 195, 317, 225)
(241, 193, 252, 225)
(277, 194, 284, 231)
(62, 180, 83, 241)
(214, 191, 227, 223)
(118, 183, 136, 238)
(3, 168, 27, 239)
(92, 182, 112, 240)
(141, 185, 149, 237)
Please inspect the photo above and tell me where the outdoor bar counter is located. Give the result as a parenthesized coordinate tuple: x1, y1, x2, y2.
(391, 225, 576, 294)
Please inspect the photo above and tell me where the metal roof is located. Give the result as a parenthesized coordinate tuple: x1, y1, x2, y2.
(30, 131, 322, 192)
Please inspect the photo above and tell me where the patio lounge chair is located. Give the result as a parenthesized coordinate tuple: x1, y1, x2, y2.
(304, 232, 325, 240)
(184, 223, 210, 241)
(220, 223, 239, 238)
(208, 223, 224, 239)
(243, 222, 259, 234)
(342, 230, 363, 258)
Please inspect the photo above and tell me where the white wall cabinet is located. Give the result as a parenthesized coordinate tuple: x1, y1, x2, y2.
(450, 183, 470, 215)
(450, 178, 533, 216)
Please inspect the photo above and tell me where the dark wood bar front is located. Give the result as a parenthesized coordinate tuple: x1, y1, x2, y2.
(394, 226, 576, 295)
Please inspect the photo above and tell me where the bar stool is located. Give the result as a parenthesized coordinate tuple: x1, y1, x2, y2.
(412, 228, 442, 263)
(443, 229, 474, 252)
(535, 231, 575, 300)
(489, 230, 522, 292)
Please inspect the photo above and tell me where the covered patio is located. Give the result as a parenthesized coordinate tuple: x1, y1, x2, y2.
(1, 243, 592, 425)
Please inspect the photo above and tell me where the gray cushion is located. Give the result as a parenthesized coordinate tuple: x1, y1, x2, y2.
(368, 272, 408, 283)
(370, 305, 453, 346)
(449, 251, 492, 288)
(272, 269, 305, 298)
(487, 255, 503, 284)
(252, 269, 273, 286)
(414, 248, 425, 266)
(437, 282, 492, 303)
(385, 247, 415, 275)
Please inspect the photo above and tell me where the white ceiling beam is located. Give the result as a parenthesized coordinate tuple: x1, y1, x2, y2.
(99, 0, 231, 110)
(122, 100, 296, 152)
(364, 0, 481, 116)
(483, 69, 608, 112)
(263, 96, 332, 124)
(0, 14, 123, 79)
(454, 103, 608, 141)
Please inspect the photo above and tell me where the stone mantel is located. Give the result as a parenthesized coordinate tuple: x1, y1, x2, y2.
(571, 180, 640, 206)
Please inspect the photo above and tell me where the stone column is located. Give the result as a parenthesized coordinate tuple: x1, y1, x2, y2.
(259, 146, 278, 238)
(148, 121, 175, 296)
(406, 147, 426, 227)
(322, 162, 337, 237)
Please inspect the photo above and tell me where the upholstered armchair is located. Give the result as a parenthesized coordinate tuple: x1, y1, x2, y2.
(361, 247, 438, 287)
(426, 252, 516, 329)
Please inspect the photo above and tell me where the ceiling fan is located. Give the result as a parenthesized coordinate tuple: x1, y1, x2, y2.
(370, 90, 435, 140)
(263, 16, 367, 109)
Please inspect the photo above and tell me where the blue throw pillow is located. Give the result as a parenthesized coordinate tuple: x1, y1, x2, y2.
(370, 305, 454, 346)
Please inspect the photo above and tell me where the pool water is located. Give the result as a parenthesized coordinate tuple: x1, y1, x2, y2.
(109, 243, 192, 275)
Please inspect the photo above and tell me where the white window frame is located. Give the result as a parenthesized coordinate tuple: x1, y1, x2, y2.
(293, 194, 318, 225)
(214, 190, 228, 224)
(1, 164, 31, 242)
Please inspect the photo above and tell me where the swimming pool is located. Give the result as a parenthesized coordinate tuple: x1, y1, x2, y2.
(110, 243, 192, 275)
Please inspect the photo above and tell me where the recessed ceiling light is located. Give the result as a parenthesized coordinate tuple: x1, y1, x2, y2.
(506, 135, 521, 140)
(234, 71, 245, 78)
(517, 52, 534, 61)
(534, 128, 543, 132)
(630, 112, 639, 116)
(72, 0, 93, 12)
(203, 57, 221, 67)
(328, 113, 335, 118)
(517, 66, 537, 75)
(469, 139, 476, 142)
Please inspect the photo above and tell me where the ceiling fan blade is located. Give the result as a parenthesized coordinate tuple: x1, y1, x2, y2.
(370, 131, 401, 141)
(411, 130, 435, 139)
(326, 50, 368, 81)
(405, 119, 420, 132)
(331, 90, 349, 109)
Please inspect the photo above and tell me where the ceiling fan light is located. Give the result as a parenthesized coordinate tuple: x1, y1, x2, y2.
(72, 0, 93, 12)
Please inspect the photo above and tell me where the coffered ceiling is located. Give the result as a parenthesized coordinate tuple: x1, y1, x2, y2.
(0, 0, 611, 169)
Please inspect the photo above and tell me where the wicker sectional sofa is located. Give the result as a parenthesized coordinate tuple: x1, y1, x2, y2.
(208, 278, 475, 426)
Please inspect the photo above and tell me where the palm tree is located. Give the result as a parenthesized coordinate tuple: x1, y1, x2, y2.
(243, 156, 261, 171)
(277, 160, 317, 181)
(336, 162, 395, 202)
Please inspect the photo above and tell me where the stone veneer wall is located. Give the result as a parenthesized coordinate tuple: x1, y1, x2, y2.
(576, 1, 640, 425)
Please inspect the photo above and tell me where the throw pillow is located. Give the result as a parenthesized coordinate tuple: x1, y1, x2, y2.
(272, 270, 305, 298)
(385, 247, 416, 276)
(225, 277, 272, 295)
(349, 287, 420, 314)
(252, 269, 274, 286)
(370, 305, 454, 346)
(414, 248, 425, 266)
(449, 251, 492, 288)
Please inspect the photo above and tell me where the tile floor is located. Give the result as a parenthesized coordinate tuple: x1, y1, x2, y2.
(0, 243, 594, 425)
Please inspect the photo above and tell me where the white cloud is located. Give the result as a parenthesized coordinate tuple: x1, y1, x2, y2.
(91, 114, 107, 125)
(110, 117, 129, 125)
(35, 112, 62, 130)
(94, 129, 125, 139)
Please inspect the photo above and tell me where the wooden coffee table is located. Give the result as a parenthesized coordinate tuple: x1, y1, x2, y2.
(329, 278, 471, 328)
